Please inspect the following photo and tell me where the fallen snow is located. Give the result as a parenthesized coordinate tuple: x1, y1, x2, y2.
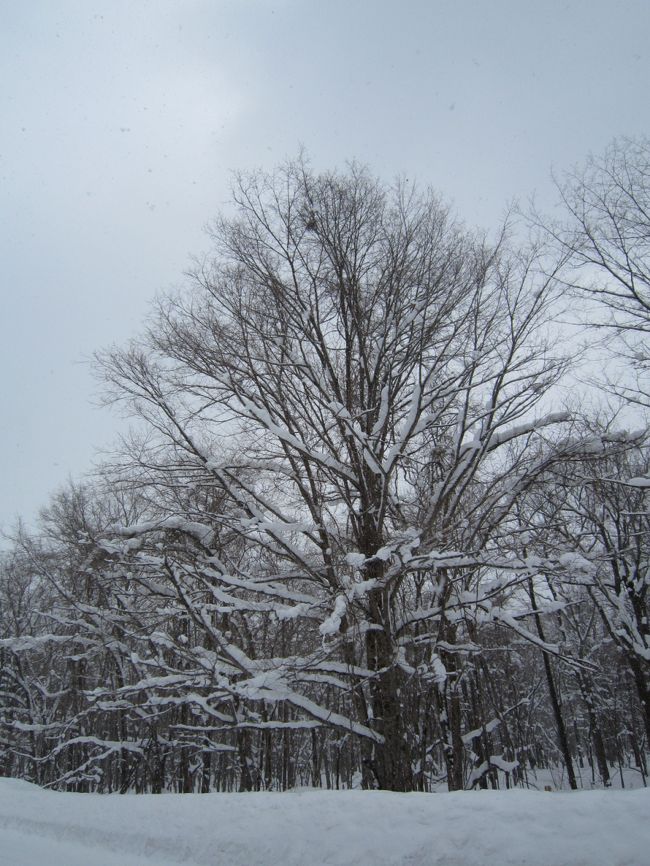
(0, 778, 648, 866)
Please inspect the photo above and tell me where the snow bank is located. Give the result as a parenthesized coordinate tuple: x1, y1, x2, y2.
(0, 778, 647, 866)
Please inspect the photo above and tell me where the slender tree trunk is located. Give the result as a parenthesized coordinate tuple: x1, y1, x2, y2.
(628, 654, 650, 749)
(579, 674, 610, 787)
(201, 748, 211, 793)
(528, 577, 578, 790)
(433, 618, 464, 791)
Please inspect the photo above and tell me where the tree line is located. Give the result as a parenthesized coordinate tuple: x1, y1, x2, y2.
(1, 140, 648, 793)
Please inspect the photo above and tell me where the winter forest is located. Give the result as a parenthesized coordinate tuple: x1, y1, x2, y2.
(1, 139, 649, 798)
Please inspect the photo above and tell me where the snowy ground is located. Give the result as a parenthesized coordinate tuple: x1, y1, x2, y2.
(0, 778, 648, 866)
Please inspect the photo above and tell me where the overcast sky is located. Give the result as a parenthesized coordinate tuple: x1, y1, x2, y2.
(2, 0, 650, 534)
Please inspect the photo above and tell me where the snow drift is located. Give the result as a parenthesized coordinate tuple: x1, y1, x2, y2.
(0, 778, 648, 866)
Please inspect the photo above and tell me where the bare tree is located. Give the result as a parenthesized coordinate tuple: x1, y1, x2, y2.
(540, 137, 650, 409)
(93, 159, 588, 791)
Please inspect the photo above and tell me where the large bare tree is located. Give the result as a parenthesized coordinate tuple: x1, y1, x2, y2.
(95, 159, 581, 790)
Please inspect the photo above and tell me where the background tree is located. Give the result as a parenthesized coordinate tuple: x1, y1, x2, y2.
(540, 136, 650, 410)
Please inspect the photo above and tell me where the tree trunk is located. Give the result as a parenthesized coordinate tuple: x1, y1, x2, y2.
(365, 587, 413, 791)
(528, 577, 578, 790)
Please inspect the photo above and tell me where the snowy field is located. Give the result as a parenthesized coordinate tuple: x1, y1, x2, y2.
(0, 778, 648, 866)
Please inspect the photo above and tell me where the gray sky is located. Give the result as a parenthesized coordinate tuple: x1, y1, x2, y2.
(2, 0, 649, 534)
